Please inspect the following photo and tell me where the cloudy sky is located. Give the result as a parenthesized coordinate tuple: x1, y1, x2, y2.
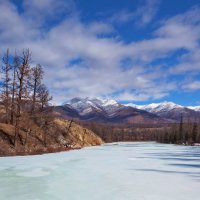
(0, 0, 200, 105)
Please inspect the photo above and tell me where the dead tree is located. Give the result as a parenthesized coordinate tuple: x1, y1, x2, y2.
(28, 64, 44, 114)
(10, 51, 19, 124)
(1, 49, 11, 123)
(37, 84, 52, 110)
(14, 49, 31, 147)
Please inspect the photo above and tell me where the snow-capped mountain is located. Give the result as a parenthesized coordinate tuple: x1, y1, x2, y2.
(126, 102, 183, 113)
(126, 101, 200, 121)
(65, 97, 120, 116)
(55, 97, 164, 124)
(54, 98, 200, 124)
(188, 106, 200, 112)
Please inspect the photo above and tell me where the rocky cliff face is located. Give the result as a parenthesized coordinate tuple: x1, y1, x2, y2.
(0, 119, 104, 157)
(54, 119, 104, 148)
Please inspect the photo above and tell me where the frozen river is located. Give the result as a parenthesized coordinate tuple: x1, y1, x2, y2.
(0, 142, 200, 200)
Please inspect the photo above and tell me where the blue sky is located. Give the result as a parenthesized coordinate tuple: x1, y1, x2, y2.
(0, 0, 200, 106)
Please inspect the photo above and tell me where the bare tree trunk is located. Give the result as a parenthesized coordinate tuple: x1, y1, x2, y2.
(43, 121, 48, 147)
(32, 79, 37, 113)
(14, 119, 20, 148)
(14, 69, 23, 147)
(1, 49, 11, 124)
(14, 49, 31, 147)
(10, 52, 18, 124)
(29, 64, 43, 114)
(24, 129, 31, 146)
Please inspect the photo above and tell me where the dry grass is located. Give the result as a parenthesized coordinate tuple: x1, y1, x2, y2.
(0, 123, 15, 136)
(0, 118, 104, 156)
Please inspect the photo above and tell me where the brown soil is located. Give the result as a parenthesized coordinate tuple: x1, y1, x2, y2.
(0, 119, 104, 157)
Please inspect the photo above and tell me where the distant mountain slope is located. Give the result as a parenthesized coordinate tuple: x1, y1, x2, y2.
(188, 106, 200, 112)
(54, 98, 168, 125)
(126, 102, 200, 121)
(126, 102, 182, 113)
(65, 97, 121, 116)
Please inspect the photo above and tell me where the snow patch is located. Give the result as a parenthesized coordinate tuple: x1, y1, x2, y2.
(66, 97, 120, 115)
(188, 106, 200, 112)
(126, 101, 183, 113)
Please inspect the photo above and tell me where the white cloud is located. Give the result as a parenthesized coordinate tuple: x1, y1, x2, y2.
(110, 0, 160, 27)
(134, 0, 160, 27)
(165, 7, 200, 91)
(22, 0, 75, 26)
(182, 81, 200, 91)
(110, 10, 134, 24)
(0, 1, 199, 104)
(170, 50, 200, 74)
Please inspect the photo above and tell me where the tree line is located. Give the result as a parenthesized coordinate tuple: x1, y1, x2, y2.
(83, 122, 159, 142)
(83, 117, 200, 145)
(0, 49, 52, 148)
(156, 116, 200, 145)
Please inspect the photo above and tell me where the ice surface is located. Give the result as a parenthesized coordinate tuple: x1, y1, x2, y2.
(0, 142, 200, 200)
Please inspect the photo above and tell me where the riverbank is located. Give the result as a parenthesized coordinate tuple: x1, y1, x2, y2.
(0, 119, 104, 157)
(0, 146, 81, 157)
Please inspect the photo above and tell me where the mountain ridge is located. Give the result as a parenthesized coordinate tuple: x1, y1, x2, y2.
(55, 97, 170, 125)
(125, 101, 200, 121)
(63, 98, 200, 112)
(125, 101, 200, 112)
(54, 97, 200, 125)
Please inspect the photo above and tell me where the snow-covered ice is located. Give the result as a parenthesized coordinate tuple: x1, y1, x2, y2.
(0, 142, 200, 200)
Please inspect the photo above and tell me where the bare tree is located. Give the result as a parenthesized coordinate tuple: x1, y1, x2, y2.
(10, 51, 20, 124)
(38, 84, 52, 110)
(1, 49, 11, 123)
(28, 64, 44, 114)
(14, 49, 31, 147)
(0, 48, 54, 149)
